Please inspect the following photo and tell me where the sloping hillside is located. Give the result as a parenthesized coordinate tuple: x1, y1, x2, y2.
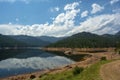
(38, 36, 64, 43)
(10, 35, 50, 47)
(47, 32, 117, 48)
(0, 34, 28, 47)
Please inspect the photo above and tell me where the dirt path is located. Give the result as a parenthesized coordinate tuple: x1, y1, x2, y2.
(100, 60, 120, 80)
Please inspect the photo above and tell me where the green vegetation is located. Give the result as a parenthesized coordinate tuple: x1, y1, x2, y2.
(30, 75, 36, 80)
(0, 34, 50, 48)
(0, 49, 26, 61)
(100, 56, 107, 61)
(38, 60, 111, 80)
(0, 34, 28, 47)
(115, 41, 120, 54)
(72, 66, 84, 75)
(10, 35, 50, 47)
(47, 32, 120, 48)
(0, 31, 120, 48)
(119, 51, 120, 55)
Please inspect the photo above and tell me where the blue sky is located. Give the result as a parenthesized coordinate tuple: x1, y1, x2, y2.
(0, 0, 120, 37)
(0, 0, 80, 25)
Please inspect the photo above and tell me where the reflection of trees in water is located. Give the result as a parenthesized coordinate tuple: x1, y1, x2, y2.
(0, 49, 60, 61)
(0, 49, 26, 61)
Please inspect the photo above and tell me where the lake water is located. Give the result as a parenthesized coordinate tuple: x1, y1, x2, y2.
(0, 49, 74, 78)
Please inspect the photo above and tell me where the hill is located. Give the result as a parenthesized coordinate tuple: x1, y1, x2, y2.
(115, 31, 120, 36)
(0, 34, 28, 47)
(0, 34, 64, 48)
(1, 31, 120, 48)
(47, 32, 119, 48)
(38, 36, 64, 43)
(10, 35, 50, 47)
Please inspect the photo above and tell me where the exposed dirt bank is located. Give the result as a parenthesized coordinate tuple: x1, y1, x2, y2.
(100, 60, 120, 80)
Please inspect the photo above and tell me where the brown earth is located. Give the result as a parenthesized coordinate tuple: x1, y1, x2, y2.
(0, 48, 120, 80)
(100, 60, 120, 80)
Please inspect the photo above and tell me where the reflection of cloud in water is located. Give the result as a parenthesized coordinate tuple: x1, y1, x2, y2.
(0, 56, 74, 70)
(0, 51, 74, 77)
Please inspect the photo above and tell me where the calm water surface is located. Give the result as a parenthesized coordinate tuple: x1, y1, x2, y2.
(0, 49, 74, 78)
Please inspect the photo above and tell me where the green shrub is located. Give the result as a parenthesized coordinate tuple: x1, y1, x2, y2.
(101, 56, 107, 61)
(30, 75, 36, 79)
(73, 66, 84, 75)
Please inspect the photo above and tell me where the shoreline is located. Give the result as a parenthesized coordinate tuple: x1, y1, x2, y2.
(0, 56, 94, 80)
(1, 47, 120, 80)
(0, 47, 42, 50)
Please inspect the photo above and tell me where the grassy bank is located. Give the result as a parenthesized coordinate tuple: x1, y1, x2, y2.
(33, 60, 111, 80)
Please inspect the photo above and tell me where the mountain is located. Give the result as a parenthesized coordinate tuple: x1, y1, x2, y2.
(10, 35, 50, 47)
(0, 34, 64, 47)
(1, 31, 120, 48)
(38, 36, 65, 43)
(0, 34, 28, 47)
(102, 34, 114, 37)
(115, 31, 120, 36)
(47, 32, 117, 48)
(115, 31, 120, 45)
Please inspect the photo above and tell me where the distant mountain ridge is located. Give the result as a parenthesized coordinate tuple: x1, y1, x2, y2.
(0, 34, 28, 47)
(47, 32, 120, 48)
(38, 36, 65, 43)
(115, 31, 120, 36)
(0, 31, 120, 48)
(0, 35, 64, 47)
(10, 35, 50, 47)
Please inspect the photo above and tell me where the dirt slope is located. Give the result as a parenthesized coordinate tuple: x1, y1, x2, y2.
(100, 60, 120, 80)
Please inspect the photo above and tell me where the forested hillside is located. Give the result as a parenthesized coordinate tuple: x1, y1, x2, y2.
(47, 32, 120, 48)
(10, 35, 50, 47)
(0, 34, 28, 47)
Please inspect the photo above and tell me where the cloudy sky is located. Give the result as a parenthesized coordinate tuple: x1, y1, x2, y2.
(0, 0, 120, 37)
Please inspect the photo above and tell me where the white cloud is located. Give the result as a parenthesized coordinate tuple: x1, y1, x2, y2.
(0, 56, 73, 70)
(0, 2, 80, 37)
(81, 10, 88, 18)
(54, 2, 80, 26)
(64, 2, 79, 11)
(55, 7, 60, 11)
(0, 2, 120, 37)
(91, 3, 104, 14)
(110, 0, 119, 4)
(1, 13, 120, 37)
(50, 7, 60, 12)
(66, 13, 120, 35)
(8, 22, 12, 25)
(53, 10, 80, 26)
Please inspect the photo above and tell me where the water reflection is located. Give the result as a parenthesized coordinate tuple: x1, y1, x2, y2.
(0, 49, 74, 78)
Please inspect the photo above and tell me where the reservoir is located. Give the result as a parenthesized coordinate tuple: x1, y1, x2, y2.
(0, 49, 74, 78)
